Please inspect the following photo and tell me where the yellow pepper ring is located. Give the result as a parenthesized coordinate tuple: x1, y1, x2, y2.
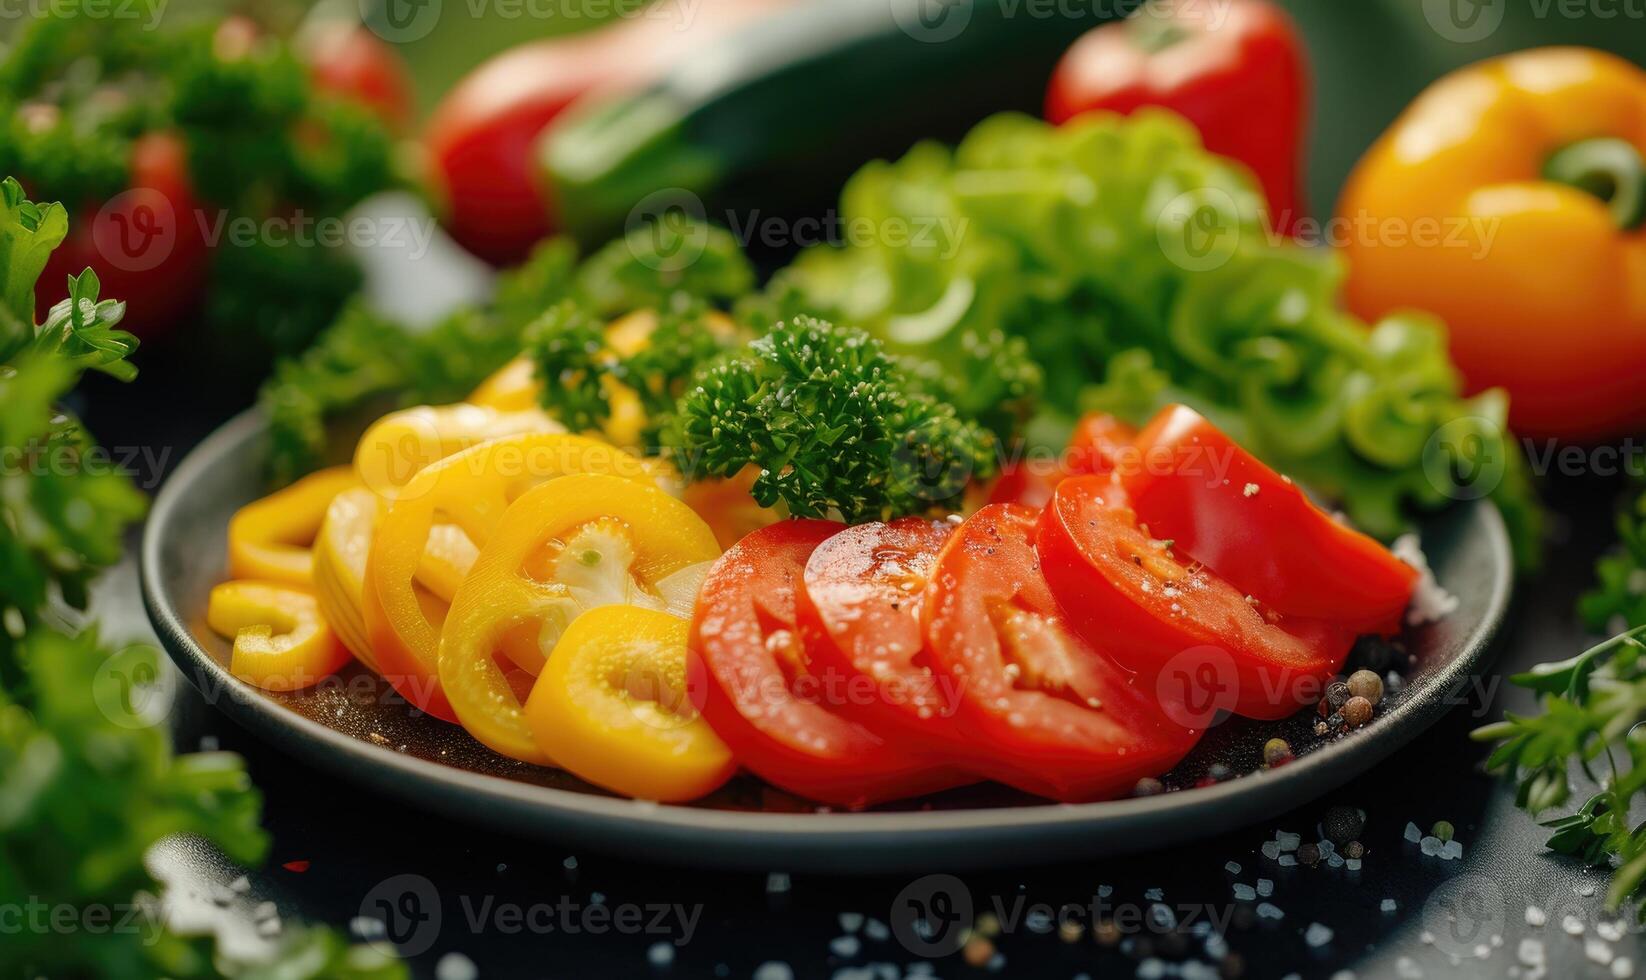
(207, 581, 348, 692)
(354, 402, 565, 499)
(524, 605, 735, 802)
(312, 486, 381, 670)
(437, 473, 721, 765)
(365, 433, 657, 722)
(227, 466, 359, 587)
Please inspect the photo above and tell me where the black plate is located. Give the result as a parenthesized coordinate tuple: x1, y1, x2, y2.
(142, 410, 1511, 872)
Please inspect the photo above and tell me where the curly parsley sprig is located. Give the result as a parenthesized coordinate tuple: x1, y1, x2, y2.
(1474, 625, 1646, 916)
(668, 315, 998, 523)
(1, 176, 403, 978)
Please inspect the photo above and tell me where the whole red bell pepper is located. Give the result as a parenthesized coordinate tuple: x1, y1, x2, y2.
(423, 0, 790, 266)
(1045, 0, 1310, 236)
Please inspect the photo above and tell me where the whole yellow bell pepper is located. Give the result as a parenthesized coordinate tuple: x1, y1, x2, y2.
(1339, 47, 1646, 441)
(227, 467, 360, 587)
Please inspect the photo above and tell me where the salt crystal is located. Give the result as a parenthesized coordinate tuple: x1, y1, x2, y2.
(256, 917, 281, 938)
(1525, 906, 1546, 927)
(863, 919, 889, 942)
(754, 964, 794, 980)
(1396, 956, 1423, 978)
(1225, 861, 1242, 875)
(1256, 902, 1284, 920)
(648, 943, 675, 966)
(1599, 921, 1627, 942)
(1098, 884, 1114, 898)
(252, 901, 277, 921)
(830, 935, 860, 957)
(1149, 904, 1177, 930)
(1305, 923, 1334, 947)
(1205, 934, 1229, 958)
(1346, 859, 1362, 871)
(1420, 836, 1443, 856)
(230, 876, 251, 894)
(1474, 943, 1490, 959)
(1327, 853, 1344, 869)
(1563, 915, 1586, 936)
(1026, 908, 1053, 933)
(1138, 959, 1167, 980)
(1577, 881, 1598, 897)
(1262, 841, 1282, 860)
(1279, 854, 1298, 867)
(563, 856, 579, 871)
(1518, 939, 1545, 966)
(1613, 957, 1635, 978)
(1381, 899, 1398, 913)
(349, 916, 385, 939)
(767, 872, 791, 894)
(1441, 840, 1463, 860)
(590, 892, 605, 906)
(1144, 887, 1164, 901)
(1277, 831, 1301, 852)
(1317, 839, 1336, 858)
(1233, 883, 1256, 901)
(1256, 878, 1273, 897)
(1404, 821, 1423, 843)
(436, 953, 479, 980)
(1420, 932, 1435, 945)
(1587, 939, 1615, 965)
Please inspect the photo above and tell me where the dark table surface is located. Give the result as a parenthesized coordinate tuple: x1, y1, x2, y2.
(78, 352, 1645, 980)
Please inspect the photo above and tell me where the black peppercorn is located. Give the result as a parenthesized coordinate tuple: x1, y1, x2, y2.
(1297, 842, 1321, 866)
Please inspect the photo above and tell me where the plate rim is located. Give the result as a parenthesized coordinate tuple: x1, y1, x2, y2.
(140, 409, 1514, 866)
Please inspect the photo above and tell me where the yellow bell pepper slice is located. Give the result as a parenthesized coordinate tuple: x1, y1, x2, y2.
(353, 402, 565, 498)
(468, 357, 539, 412)
(312, 486, 380, 670)
(365, 433, 658, 722)
(313, 487, 481, 673)
(524, 605, 734, 801)
(681, 464, 783, 550)
(438, 472, 720, 765)
(227, 467, 360, 587)
(207, 581, 348, 692)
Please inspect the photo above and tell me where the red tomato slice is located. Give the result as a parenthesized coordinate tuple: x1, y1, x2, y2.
(692, 520, 964, 808)
(1123, 405, 1417, 634)
(1038, 476, 1352, 721)
(924, 504, 1200, 801)
(794, 518, 972, 758)
(988, 412, 1136, 508)
(1067, 412, 1137, 476)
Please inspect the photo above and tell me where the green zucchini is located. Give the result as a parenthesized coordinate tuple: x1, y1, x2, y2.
(543, 0, 1126, 249)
